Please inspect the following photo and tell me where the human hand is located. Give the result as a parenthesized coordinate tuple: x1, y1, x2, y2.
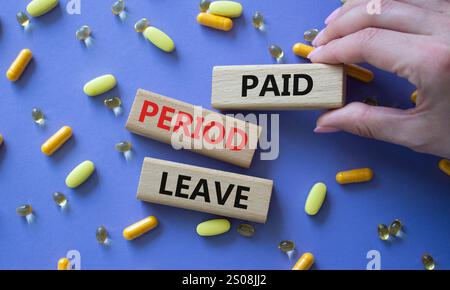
(309, 0, 450, 159)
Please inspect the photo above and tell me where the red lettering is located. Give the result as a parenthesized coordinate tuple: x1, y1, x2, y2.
(173, 111, 193, 136)
(203, 121, 225, 144)
(139, 100, 159, 123)
(157, 106, 175, 131)
(226, 127, 248, 151)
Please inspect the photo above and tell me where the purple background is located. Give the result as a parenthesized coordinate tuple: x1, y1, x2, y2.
(0, 0, 449, 270)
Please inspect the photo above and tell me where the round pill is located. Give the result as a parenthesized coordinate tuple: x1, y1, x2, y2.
(196, 219, 231, 237)
(65, 160, 95, 188)
(123, 216, 158, 240)
(304, 182, 327, 216)
(143, 26, 175, 53)
(208, 1, 243, 18)
(27, 0, 59, 17)
(83, 74, 117, 97)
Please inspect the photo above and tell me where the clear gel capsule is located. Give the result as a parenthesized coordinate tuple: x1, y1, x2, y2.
(32, 108, 45, 125)
(16, 204, 35, 223)
(52, 192, 68, 208)
(378, 224, 389, 241)
(16, 12, 30, 28)
(104, 97, 122, 116)
(304, 29, 319, 42)
(76, 25, 93, 47)
(269, 45, 284, 63)
(252, 11, 264, 30)
(96, 226, 110, 245)
(112, 0, 127, 20)
(134, 18, 150, 33)
(422, 254, 435, 270)
(199, 0, 211, 12)
(115, 141, 132, 160)
(237, 224, 255, 237)
(279, 240, 296, 260)
(388, 219, 403, 237)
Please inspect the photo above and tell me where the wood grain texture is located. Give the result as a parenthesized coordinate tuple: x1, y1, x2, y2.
(126, 89, 261, 168)
(137, 157, 273, 223)
(211, 64, 346, 110)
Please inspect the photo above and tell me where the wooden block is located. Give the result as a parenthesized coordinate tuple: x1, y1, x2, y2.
(137, 157, 273, 223)
(211, 63, 346, 110)
(126, 89, 261, 168)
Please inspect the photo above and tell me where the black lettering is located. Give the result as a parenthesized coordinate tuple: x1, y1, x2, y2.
(190, 179, 211, 202)
(242, 75, 258, 97)
(234, 186, 249, 209)
(293, 74, 313, 95)
(259, 75, 280, 96)
(175, 174, 191, 199)
(281, 74, 291, 96)
(159, 172, 173, 196)
(215, 182, 235, 205)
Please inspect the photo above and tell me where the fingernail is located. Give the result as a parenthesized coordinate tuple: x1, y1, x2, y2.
(312, 29, 325, 47)
(325, 7, 341, 25)
(307, 46, 323, 60)
(314, 126, 341, 133)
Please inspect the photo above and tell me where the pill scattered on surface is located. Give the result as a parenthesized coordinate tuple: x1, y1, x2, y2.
(123, 216, 158, 240)
(41, 126, 72, 156)
(143, 26, 175, 53)
(196, 219, 231, 237)
(57, 258, 70, 270)
(292, 43, 374, 83)
(377, 224, 389, 241)
(278, 240, 295, 253)
(237, 224, 255, 237)
(363, 97, 379, 106)
(252, 11, 264, 29)
(411, 90, 417, 104)
(304, 29, 319, 42)
(197, 12, 233, 31)
(292, 252, 314, 270)
(134, 18, 150, 33)
(115, 141, 132, 153)
(438, 159, 450, 176)
(208, 1, 243, 18)
(65, 160, 95, 189)
(83, 74, 117, 96)
(104, 96, 122, 116)
(52, 192, 68, 208)
(32, 108, 45, 125)
(336, 168, 373, 184)
(0, 134, 3, 146)
(76, 25, 91, 41)
(388, 219, 402, 237)
(269, 45, 284, 62)
(16, 204, 33, 217)
(16, 12, 30, 28)
(111, 0, 125, 16)
(422, 254, 435, 270)
(199, 0, 211, 12)
(96, 226, 109, 244)
(6, 49, 33, 82)
(304, 182, 327, 216)
(27, 0, 59, 17)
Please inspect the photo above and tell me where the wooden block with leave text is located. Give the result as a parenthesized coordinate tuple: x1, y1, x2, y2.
(137, 157, 273, 223)
(211, 63, 345, 110)
(126, 89, 261, 168)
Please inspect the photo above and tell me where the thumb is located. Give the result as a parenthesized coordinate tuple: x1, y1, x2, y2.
(314, 102, 417, 148)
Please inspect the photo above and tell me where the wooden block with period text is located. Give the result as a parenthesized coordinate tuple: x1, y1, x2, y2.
(126, 89, 261, 168)
(211, 64, 345, 110)
(137, 157, 273, 223)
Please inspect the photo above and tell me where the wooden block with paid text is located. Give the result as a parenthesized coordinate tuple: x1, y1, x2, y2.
(137, 157, 273, 223)
(211, 64, 345, 110)
(126, 89, 261, 168)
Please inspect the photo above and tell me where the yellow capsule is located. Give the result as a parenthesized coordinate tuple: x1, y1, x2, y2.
(292, 43, 374, 83)
(292, 253, 315, 270)
(197, 12, 233, 31)
(0, 133, 3, 146)
(336, 168, 374, 184)
(6, 49, 33, 82)
(123, 216, 158, 240)
(27, 0, 59, 17)
(41, 126, 72, 156)
(57, 257, 70, 270)
(439, 159, 450, 176)
(411, 90, 417, 104)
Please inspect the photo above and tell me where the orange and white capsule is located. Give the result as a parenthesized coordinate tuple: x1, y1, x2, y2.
(336, 168, 374, 184)
(123, 216, 158, 240)
(41, 126, 73, 156)
(439, 159, 450, 176)
(292, 43, 374, 83)
(6, 49, 33, 82)
(57, 258, 70, 270)
(197, 12, 233, 31)
(292, 252, 315, 270)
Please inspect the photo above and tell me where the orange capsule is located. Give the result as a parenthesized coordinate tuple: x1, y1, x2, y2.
(57, 258, 70, 270)
(41, 126, 73, 156)
(292, 252, 315, 270)
(411, 90, 418, 104)
(6, 49, 33, 82)
(439, 159, 450, 176)
(336, 168, 373, 184)
(197, 12, 233, 31)
(123, 216, 158, 240)
(0, 133, 3, 146)
(292, 43, 374, 83)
